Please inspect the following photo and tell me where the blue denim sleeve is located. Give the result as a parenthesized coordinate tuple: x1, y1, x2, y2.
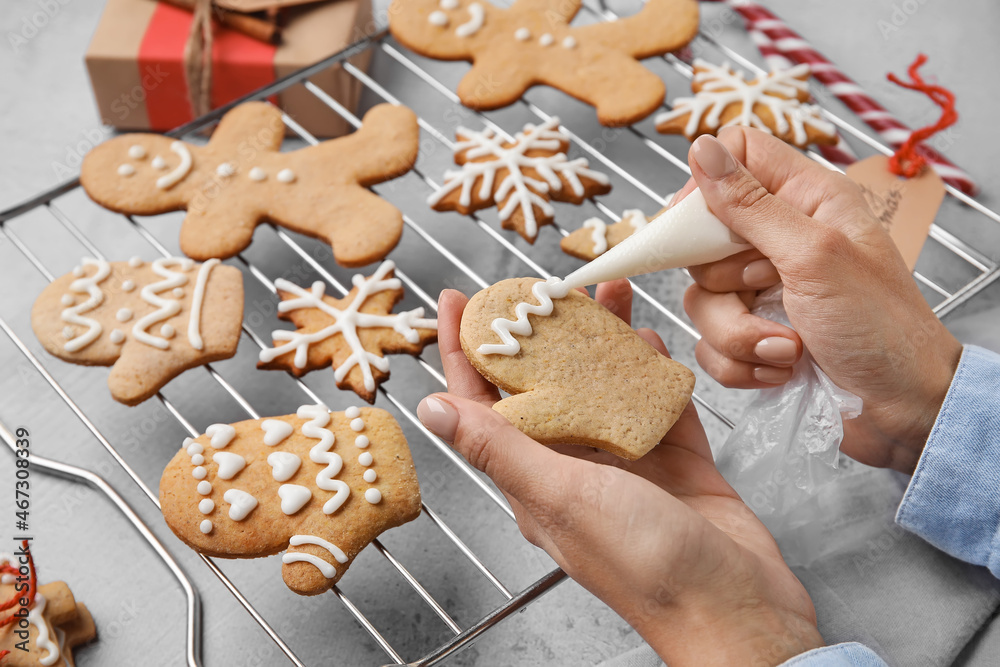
(896, 345, 1000, 575)
(779, 643, 888, 666)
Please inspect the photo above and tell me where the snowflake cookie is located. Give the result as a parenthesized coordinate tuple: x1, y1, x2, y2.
(257, 261, 438, 403)
(159, 405, 421, 595)
(31, 256, 244, 406)
(427, 117, 611, 243)
(656, 60, 838, 148)
(389, 0, 699, 126)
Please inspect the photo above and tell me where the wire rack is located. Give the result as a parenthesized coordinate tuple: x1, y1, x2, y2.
(2, 1, 1000, 664)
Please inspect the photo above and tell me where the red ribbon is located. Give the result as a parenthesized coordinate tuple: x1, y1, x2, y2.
(886, 54, 958, 180)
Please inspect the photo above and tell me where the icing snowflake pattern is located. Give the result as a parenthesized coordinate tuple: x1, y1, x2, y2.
(427, 117, 611, 242)
(655, 60, 837, 147)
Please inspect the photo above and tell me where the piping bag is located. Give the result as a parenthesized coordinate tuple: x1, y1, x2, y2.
(561, 188, 862, 559)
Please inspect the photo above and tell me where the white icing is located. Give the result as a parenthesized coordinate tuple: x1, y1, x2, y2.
(583, 218, 608, 255)
(197, 481, 212, 495)
(261, 419, 294, 446)
(72, 265, 84, 277)
(216, 162, 235, 177)
(186, 440, 202, 455)
(121, 280, 135, 292)
(258, 261, 437, 392)
(363, 469, 377, 483)
(60, 294, 74, 306)
(365, 488, 382, 504)
(622, 208, 648, 231)
(0, 574, 13, 584)
(478, 277, 571, 355)
(62, 326, 74, 339)
(118, 164, 135, 177)
(350, 417, 365, 432)
(128, 145, 146, 159)
(129, 256, 144, 268)
(455, 2, 484, 37)
(281, 553, 335, 578)
(298, 404, 351, 514)
(213, 452, 246, 480)
(358, 452, 373, 467)
(562, 36, 576, 49)
(514, 27, 530, 41)
(427, 117, 610, 239)
(655, 60, 836, 145)
(132, 257, 192, 350)
(191, 454, 205, 465)
(539, 33, 553, 46)
(439, 0, 458, 8)
(116, 308, 132, 322)
(355, 435, 369, 448)
(152, 156, 167, 170)
(278, 484, 312, 514)
(199, 498, 214, 514)
(29, 593, 61, 666)
(428, 10, 448, 26)
(290, 534, 348, 562)
(60, 258, 111, 352)
(187, 258, 218, 351)
(206, 423, 237, 449)
(172, 287, 185, 298)
(156, 141, 193, 190)
(344, 406, 361, 419)
(192, 466, 207, 480)
(267, 451, 301, 482)
(200, 519, 213, 534)
(276, 169, 296, 183)
(161, 324, 175, 338)
(248, 167, 266, 181)
(224, 488, 258, 521)
(110, 329, 125, 344)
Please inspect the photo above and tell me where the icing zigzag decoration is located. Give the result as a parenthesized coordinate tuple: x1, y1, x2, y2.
(159, 405, 421, 595)
(257, 261, 438, 403)
(80, 102, 420, 267)
(428, 118, 611, 242)
(389, 0, 700, 126)
(656, 60, 838, 148)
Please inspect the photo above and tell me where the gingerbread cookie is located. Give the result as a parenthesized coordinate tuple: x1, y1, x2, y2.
(1, 547, 97, 667)
(656, 60, 838, 148)
(159, 405, 421, 595)
(427, 118, 611, 242)
(31, 256, 243, 406)
(257, 261, 438, 403)
(80, 102, 419, 267)
(560, 208, 656, 261)
(461, 278, 694, 460)
(388, 0, 699, 126)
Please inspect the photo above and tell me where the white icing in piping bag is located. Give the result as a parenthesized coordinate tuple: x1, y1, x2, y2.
(561, 188, 752, 289)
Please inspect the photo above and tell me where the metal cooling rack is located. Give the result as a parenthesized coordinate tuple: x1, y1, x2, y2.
(2, 1, 999, 664)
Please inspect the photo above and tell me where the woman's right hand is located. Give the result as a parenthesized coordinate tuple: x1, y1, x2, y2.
(679, 128, 962, 473)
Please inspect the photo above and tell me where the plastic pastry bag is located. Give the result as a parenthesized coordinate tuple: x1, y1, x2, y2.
(714, 285, 863, 558)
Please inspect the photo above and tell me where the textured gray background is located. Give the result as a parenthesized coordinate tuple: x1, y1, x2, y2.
(2, 1, 1000, 666)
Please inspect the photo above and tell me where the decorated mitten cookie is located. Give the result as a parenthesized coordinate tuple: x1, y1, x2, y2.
(1, 549, 97, 667)
(159, 405, 421, 595)
(389, 0, 699, 126)
(80, 102, 419, 267)
(31, 256, 243, 406)
(461, 278, 695, 460)
(257, 261, 438, 403)
(560, 209, 655, 261)
(656, 60, 837, 148)
(428, 118, 611, 242)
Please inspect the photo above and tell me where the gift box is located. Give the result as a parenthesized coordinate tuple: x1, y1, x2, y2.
(85, 0, 372, 137)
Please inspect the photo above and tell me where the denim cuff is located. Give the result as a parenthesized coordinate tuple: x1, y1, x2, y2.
(779, 642, 888, 666)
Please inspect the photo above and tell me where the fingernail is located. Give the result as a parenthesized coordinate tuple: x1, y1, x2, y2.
(743, 259, 780, 289)
(417, 395, 459, 442)
(755, 337, 798, 364)
(691, 135, 738, 179)
(753, 365, 794, 384)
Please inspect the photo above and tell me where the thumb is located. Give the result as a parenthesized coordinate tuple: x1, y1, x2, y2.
(416, 393, 567, 505)
(689, 134, 825, 269)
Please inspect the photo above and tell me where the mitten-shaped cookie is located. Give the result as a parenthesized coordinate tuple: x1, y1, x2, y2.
(160, 405, 421, 595)
(461, 278, 695, 459)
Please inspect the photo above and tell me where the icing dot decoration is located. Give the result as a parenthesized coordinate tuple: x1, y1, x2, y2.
(363, 469, 377, 483)
(200, 520, 213, 534)
(118, 164, 135, 177)
(152, 156, 167, 170)
(110, 329, 125, 344)
(350, 418, 365, 432)
(345, 406, 361, 419)
(365, 488, 382, 504)
(116, 308, 132, 322)
(128, 145, 147, 159)
(249, 167, 266, 181)
(121, 280, 135, 292)
(216, 162, 235, 177)
(428, 10, 448, 26)
(60, 294, 74, 306)
(358, 452, 373, 467)
(199, 499, 214, 514)
(197, 481, 212, 495)
(539, 33, 553, 46)
(161, 324, 176, 338)
(355, 435, 369, 448)
(514, 27, 530, 41)
(129, 256, 144, 268)
(277, 169, 296, 183)
(562, 36, 576, 49)
(192, 466, 207, 480)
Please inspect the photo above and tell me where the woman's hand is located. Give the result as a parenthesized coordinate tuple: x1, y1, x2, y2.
(679, 128, 962, 473)
(418, 282, 823, 667)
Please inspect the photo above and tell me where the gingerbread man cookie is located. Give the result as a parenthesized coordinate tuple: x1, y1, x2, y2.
(257, 261, 438, 403)
(159, 405, 421, 595)
(560, 208, 655, 261)
(656, 60, 838, 148)
(31, 256, 243, 406)
(389, 0, 699, 126)
(1, 548, 97, 667)
(428, 118, 611, 242)
(461, 278, 695, 460)
(80, 102, 420, 267)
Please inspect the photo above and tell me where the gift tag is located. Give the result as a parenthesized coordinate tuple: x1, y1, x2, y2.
(846, 154, 945, 271)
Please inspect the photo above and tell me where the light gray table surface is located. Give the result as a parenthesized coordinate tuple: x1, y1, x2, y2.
(2, 1, 1000, 666)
